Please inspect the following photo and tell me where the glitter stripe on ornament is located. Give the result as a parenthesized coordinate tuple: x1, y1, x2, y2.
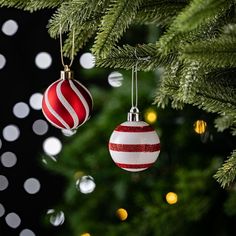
(109, 143, 160, 152)
(43, 81, 70, 129)
(115, 125, 154, 132)
(122, 167, 147, 172)
(56, 80, 79, 129)
(116, 162, 154, 169)
(109, 151, 160, 164)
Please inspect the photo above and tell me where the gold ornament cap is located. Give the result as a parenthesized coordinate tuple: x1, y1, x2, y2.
(60, 65, 73, 80)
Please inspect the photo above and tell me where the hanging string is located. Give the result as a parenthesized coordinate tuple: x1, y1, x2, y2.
(131, 62, 138, 109)
(59, 24, 75, 69)
(131, 48, 150, 109)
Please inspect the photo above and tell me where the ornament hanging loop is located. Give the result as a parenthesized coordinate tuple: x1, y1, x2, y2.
(128, 62, 140, 122)
(59, 23, 75, 80)
(59, 23, 75, 71)
(128, 48, 151, 122)
(131, 62, 138, 109)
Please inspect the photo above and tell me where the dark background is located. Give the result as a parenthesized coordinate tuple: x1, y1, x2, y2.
(1, 6, 236, 236)
(0, 7, 76, 236)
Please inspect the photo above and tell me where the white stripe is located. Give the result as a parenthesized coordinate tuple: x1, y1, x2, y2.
(44, 81, 71, 129)
(73, 79, 93, 108)
(110, 131, 160, 145)
(120, 121, 149, 127)
(110, 151, 160, 165)
(56, 80, 79, 129)
(69, 80, 90, 126)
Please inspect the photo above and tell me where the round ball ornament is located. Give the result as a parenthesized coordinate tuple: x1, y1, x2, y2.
(42, 66, 93, 130)
(108, 108, 160, 172)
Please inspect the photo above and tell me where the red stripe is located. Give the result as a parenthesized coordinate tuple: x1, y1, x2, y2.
(109, 143, 160, 152)
(116, 162, 154, 169)
(115, 125, 154, 132)
(47, 80, 74, 128)
(42, 94, 67, 129)
(73, 80, 93, 111)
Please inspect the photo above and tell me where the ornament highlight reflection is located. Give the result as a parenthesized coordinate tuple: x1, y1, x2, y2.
(108, 71, 123, 87)
(46, 209, 65, 226)
(76, 175, 96, 194)
(61, 128, 77, 137)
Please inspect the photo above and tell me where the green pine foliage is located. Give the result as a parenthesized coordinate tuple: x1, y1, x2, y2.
(41, 75, 235, 236)
(214, 150, 236, 188)
(1, 0, 236, 186)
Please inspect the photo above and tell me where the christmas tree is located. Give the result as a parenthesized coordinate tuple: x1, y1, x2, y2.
(1, 0, 236, 235)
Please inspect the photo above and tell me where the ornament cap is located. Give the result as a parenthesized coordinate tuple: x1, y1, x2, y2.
(127, 107, 140, 122)
(60, 65, 73, 80)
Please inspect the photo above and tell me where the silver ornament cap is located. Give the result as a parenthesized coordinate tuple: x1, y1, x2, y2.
(127, 107, 140, 122)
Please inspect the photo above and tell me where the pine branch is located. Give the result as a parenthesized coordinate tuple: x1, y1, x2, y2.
(155, 67, 236, 116)
(134, 1, 187, 26)
(158, 2, 231, 54)
(0, 0, 63, 11)
(231, 128, 236, 136)
(214, 150, 236, 188)
(173, 0, 234, 32)
(154, 62, 184, 109)
(92, 0, 143, 58)
(180, 34, 236, 69)
(214, 115, 235, 132)
(95, 43, 175, 71)
(48, 0, 109, 38)
(63, 20, 100, 58)
(176, 61, 201, 103)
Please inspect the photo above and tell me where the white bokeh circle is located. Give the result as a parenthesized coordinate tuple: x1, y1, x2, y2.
(5, 212, 21, 228)
(1, 151, 17, 168)
(0, 203, 5, 217)
(13, 102, 30, 118)
(79, 52, 95, 69)
(35, 52, 52, 69)
(0, 54, 6, 69)
(43, 137, 62, 156)
(29, 93, 43, 110)
(20, 229, 36, 236)
(32, 119, 48, 135)
(2, 125, 20, 142)
(2, 19, 18, 36)
(24, 178, 41, 194)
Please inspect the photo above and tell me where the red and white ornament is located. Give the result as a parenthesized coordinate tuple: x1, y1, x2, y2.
(42, 67, 93, 130)
(108, 109, 160, 172)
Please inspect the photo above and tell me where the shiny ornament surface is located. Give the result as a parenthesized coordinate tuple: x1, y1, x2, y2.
(109, 121, 160, 172)
(42, 76, 93, 130)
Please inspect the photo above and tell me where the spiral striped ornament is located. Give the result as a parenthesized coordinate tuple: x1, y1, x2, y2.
(42, 78, 93, 130)
(108, 121, 160, 172)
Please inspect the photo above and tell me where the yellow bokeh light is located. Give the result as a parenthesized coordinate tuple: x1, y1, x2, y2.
(116, 208, 128, 221)
(74, 171, 84, 180)
(194, 120, 207, 134)
(166, 192, 178, 205)
(81, 233, 91, 236)
(144, 109, 158, 124)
